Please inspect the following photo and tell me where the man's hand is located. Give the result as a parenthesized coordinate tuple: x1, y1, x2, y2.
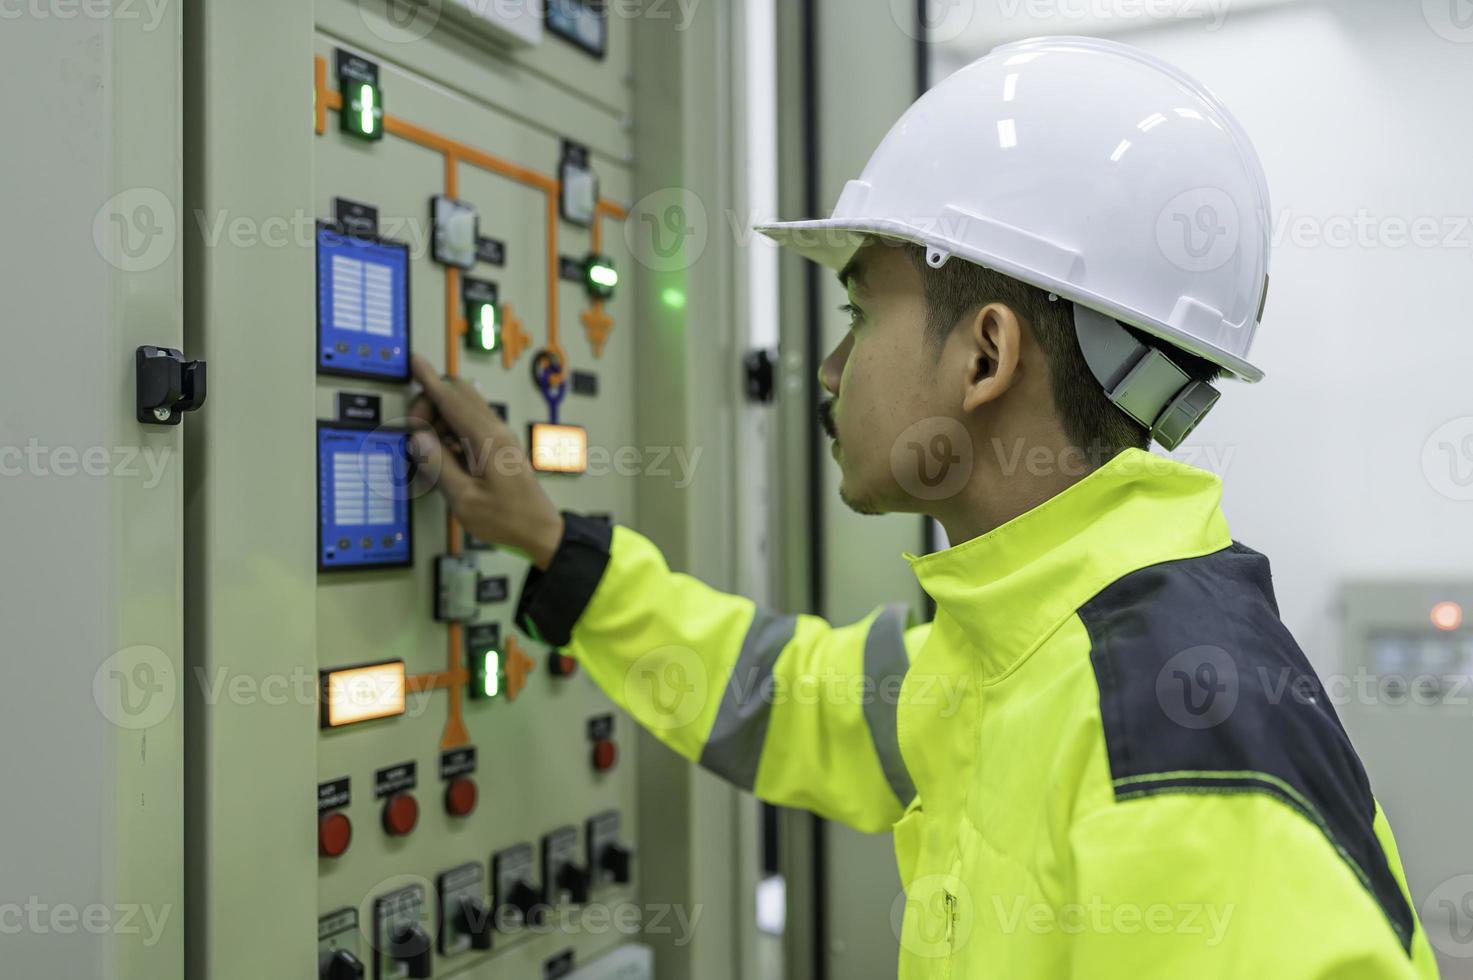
(407, 355, 565, 570)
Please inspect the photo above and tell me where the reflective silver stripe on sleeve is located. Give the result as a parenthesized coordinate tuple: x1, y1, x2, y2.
(698, 607, 798, 790)
(864, 603, 916, 806)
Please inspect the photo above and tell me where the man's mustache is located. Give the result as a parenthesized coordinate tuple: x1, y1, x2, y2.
(818, 399, 838, 440)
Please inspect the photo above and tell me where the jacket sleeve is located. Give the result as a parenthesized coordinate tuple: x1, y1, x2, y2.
(515, 513, 928, 833)
(1064, 792, 1440, 978)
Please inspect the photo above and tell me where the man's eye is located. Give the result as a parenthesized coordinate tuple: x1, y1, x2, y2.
(839, 303, 864, 328)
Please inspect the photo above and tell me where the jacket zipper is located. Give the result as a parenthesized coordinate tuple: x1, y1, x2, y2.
(944, 890, 956, 943)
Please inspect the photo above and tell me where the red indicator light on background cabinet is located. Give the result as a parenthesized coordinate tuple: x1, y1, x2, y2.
(592, 739, 618, 773)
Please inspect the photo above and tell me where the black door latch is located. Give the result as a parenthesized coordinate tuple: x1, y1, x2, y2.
(744, 348, 776, 404)
(136, 346, 207, 425)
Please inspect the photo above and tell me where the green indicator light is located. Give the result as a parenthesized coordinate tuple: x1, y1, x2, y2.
(483, 650, 501, 698)
(479, 304, 498, 352)
(471, 648, 502, 700)
(661, 288, 686, 310)
(359, 84, 375, 135)
(465, 302, 499, 353)
(585, 254, 618, 300)
(341, 80, 383, 141)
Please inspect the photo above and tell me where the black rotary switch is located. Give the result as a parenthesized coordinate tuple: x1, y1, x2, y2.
(556, 862, 590, 905)
(600, 843, 632, 885)
(455, 897, 494, 951)
(318, 949, 364, 980)
(507, 880, 546, 928)
(388, 923, 432, 979)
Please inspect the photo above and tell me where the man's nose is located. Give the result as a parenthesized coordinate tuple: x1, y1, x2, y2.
(818, 333, 852, 397)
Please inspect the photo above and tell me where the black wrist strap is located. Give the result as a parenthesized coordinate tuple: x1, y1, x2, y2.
(514, 512, 614, 647)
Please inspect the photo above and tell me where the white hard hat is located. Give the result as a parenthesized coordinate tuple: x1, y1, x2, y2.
(758, 36, 1273, 447)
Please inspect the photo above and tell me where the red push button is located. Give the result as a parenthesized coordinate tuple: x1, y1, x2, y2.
(592, 738, 618, 773)
(445, 777, 478, 818)
(549, 652, 578, 677)
(319, 811, 353, 858)
(382, 793, 419, 836)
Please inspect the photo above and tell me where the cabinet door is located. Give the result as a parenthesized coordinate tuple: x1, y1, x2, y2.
(0, 8, 185, 980)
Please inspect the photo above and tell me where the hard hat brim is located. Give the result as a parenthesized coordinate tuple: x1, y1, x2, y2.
(755, 220, 867, 274)
(757, 218, 1265, 384)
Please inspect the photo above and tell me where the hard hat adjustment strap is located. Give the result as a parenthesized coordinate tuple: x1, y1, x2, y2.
(1071, 303, 1220, 451)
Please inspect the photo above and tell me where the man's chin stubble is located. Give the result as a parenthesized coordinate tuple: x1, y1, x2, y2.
(838, 484, 885, 516)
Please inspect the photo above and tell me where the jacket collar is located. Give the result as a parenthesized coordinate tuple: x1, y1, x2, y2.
(905, 449, 1233, 684)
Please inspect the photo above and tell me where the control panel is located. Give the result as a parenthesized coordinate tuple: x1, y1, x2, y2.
(1342, 581, 1473, 705)
(310, 4, 640, 976)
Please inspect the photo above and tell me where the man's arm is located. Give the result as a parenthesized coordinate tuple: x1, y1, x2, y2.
(516, 512, 927, 833)
(404, 356, 923, 833)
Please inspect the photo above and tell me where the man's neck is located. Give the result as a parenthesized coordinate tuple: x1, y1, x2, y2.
(934, 449, 1096, 548)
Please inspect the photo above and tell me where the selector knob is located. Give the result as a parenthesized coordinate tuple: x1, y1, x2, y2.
(556, 863, 590, 905)
(318, 948, 365, 980)
(600, 843, 633, 885)
(382, 794, 419, 837)
(388, 923, 432, 979)
(455, 897, 494, 951)
(506, 880, 546, 928)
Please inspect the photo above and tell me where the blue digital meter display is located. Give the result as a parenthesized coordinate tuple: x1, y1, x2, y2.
(317, 423, 414, 571)
(316, 223, 411, 381)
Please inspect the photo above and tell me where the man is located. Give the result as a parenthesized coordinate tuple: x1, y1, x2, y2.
(407, 36, 1438, 979)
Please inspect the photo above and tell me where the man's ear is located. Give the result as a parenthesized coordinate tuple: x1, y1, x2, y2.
(961, 302, 1022, 413)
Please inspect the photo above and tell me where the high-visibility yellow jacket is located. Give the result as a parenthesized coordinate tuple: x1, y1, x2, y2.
(516, 449, 1439, 978)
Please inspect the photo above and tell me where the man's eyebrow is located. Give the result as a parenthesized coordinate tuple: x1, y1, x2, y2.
(837, 255, 866, 294)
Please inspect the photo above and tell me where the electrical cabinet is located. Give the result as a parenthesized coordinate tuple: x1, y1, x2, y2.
(181, 1, 750, 978)
(8, 0, 753, 977)
(311, 11, 641, 978)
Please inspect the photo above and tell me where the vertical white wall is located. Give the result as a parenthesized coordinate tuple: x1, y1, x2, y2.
(1084, 1, 1473, 673)
(1125, 7, 1473, 961)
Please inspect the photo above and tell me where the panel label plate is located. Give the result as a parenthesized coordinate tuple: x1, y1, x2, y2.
(336, 392, 382, 425)
(374, 761, 418, 798)
(318, 776, 351, 812)
(440, 748, 477, 780)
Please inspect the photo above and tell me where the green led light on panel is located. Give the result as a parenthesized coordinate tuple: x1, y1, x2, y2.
(467, 302, 499, 353)
(584, 253, 618, 301)
(342, 82, 383, 141)
(471, 647, 503, 700)
(462, 278, 501, 355)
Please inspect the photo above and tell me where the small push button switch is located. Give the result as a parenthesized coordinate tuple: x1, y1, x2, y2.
(444, 777, 477, 818)
(382, 793, 419, 837)
(319, 811, 353, 859)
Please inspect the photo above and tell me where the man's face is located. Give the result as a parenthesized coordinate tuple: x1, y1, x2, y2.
(819, 242, 953, 515)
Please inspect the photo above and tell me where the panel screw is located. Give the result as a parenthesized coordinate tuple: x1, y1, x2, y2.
(153, 407, 171, 422)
